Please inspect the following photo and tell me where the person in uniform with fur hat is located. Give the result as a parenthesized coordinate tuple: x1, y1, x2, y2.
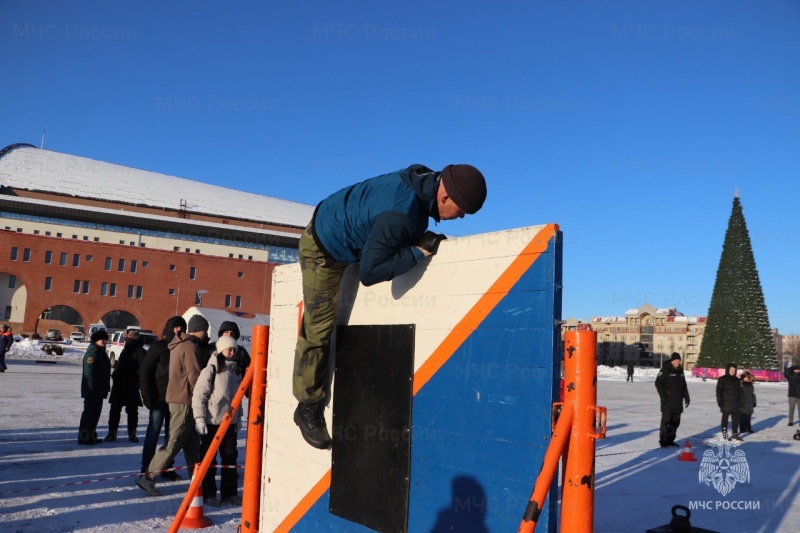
(292, 164, 487, 449)
(137, 314, 208, 496)
(191, 334, 245, 506)
(654, 352, 690, 448)
(78, 329, 111, 445)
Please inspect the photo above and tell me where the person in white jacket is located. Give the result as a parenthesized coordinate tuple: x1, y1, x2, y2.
(191, 335, 244, 506)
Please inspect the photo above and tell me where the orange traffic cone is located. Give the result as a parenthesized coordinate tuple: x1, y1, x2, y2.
(678, 441, 698, 462)
(179, 471, 213, 529)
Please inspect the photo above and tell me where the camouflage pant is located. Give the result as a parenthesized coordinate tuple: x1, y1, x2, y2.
(293, 225, 347, 404)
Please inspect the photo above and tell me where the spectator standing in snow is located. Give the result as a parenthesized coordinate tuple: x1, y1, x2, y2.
(785, 365, 800, 426)
(105, 329, 145, 442)
(192, 335, 244, 506)
(137, 315, 208, 497)
(0, 324, 13, 372)
(739, 371, 756, 433)
(293, 164, 487, 449)
(655, 353, 690, 447)
(626, 360, 635, 383)
(78, 330, 111, 445)
(717, 363, 743, 441)
(216, 321, 251, 380)
(139, 316, 186, 479)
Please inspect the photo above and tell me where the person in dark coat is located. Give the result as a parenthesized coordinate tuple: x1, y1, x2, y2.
(716, 362, 743, 441)
(0, 324, 13, 372)
(654, 353, 690, 447)
(139, 316, 186, 478)
(626, 360, 635, 383)
(217, 320, 251, 379)
(739, 371, 757, 433)
(105, 329, 145, 442)
(785, 365, 800, 426)
(78, 330, 111, 445)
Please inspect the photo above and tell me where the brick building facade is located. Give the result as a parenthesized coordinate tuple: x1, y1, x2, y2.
(0, 143, 313, 336)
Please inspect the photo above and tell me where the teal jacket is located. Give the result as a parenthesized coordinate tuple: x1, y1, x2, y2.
(313, 164, 440, 286)
(81, 343, 111, 399)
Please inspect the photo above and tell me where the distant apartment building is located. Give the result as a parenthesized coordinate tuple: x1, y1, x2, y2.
(562, 304, 707, 370)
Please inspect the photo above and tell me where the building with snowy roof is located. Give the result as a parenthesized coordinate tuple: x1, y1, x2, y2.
(0, 143, 314, 335)
(561, 304, 708, 369)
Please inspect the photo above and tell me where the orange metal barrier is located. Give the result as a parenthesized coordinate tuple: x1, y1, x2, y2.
(517, 330, 606, 533)
(241, 325, 269, 532)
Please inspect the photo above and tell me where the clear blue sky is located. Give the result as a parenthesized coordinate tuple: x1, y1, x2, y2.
(2, 1, 799, 333)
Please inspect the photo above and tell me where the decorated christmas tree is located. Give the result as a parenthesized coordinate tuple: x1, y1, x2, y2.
(697, 195, 778, 370)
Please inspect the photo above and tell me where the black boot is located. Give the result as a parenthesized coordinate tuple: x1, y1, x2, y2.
(730, 433, 743, 441)
(294, 401, 332, 449)
(104, 431, 117, 442)
(128, 413, 139, 442)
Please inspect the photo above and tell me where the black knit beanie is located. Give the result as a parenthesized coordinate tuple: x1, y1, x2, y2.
(441, 164, 487, 214)
(187, 314, 209, 334)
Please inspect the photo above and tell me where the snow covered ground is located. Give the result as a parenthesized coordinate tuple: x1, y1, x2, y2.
(1, 341, 798, 532)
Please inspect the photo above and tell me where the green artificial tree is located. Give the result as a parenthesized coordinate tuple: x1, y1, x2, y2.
(697, 195, 778, 370)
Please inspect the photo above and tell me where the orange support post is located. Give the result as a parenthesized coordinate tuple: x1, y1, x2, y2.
(241, 325, 269, 532)
(517, 402, 573, 533)
(560, 330, 602, 533)
(168, 360, 256, 533)
(517, 330, 606, 533)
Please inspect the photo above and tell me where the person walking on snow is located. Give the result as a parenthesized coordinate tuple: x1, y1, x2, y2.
(78, 330, 111, 445)
(192, 335, 245, 506)
(0, 324, 13, 372)
(292, 164, 487, 449)
(138, 316, 186, 479)
(739, 371, 757, 433)
(105, 329, 145, 442)
(717, 362, 743, 441)
(785, 365, 800, 426)
(137, 315, 208, 496)
(655, 353, 690, 448)
(626, 360, 635, 383)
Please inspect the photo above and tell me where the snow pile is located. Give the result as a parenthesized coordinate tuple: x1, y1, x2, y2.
(7, 338, 86, 363)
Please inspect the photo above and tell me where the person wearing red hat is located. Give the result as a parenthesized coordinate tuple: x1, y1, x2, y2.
(293, 164, 487, 449)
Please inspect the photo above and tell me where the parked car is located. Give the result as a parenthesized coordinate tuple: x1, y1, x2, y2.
(44, 329, 63, 342)
(108, 330, 158, 367)
(69, 331, 85, 342)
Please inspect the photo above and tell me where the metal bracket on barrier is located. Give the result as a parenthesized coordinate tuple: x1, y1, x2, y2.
(551, 402, 565, 432)
(589, 406, 607, 439)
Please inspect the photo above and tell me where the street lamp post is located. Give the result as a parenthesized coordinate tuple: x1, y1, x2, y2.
(175, 279, 183, 315)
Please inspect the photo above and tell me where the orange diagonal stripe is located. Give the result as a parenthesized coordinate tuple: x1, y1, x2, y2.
(275, 223, 559, 531)
(412, 223, 558, 394)
(275, 469, 331, 532)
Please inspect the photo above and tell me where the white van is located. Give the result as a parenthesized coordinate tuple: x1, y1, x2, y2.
(87, 323, 107, 338)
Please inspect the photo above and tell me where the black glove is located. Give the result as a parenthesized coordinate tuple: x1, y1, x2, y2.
(684, 399, 690, 408)
(416, 231, 447, 256)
